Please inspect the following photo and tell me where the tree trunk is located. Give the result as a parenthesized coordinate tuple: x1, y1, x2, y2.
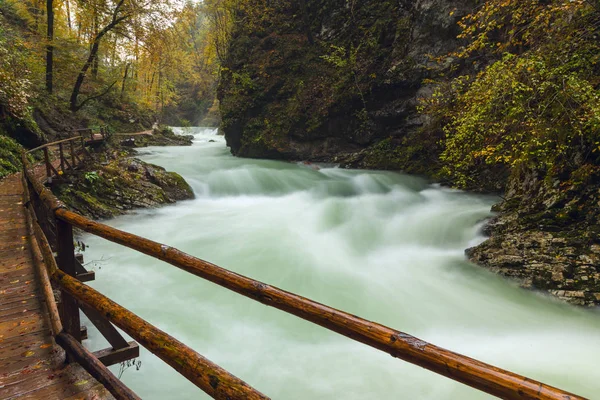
(121, 63, 130, 98)
(92, 8, 99, 78)
(65, 0, 72, 33)
(149, 71, 156, 97)
(70, 0, 127, 111)
(299, 0, 314, 45)
(46, 0, 54, 94)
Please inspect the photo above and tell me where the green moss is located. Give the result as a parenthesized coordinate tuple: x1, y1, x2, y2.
(0, 134, 24, 179)
(53, 156, 193, 219)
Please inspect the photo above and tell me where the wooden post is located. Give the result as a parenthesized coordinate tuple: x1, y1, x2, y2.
(56, 332, 141, 400)
(58, 142, 65, 172)
(80, 135, 90, 157)
(56, 218, 81, 344)
(43, 147, 51, 179)
(69, 139, 76, 168)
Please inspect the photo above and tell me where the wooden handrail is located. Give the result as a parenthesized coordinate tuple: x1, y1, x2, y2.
(52, 207, 585, 400)
(20, 153, 268, 399)
(20, 151, 588, 400)
(22, 172, 62, 335)
(22, 171, 139, 400)
(52, 269, 270, 400)
(27, 136, 84, 154)
(55, 332, 141, 400)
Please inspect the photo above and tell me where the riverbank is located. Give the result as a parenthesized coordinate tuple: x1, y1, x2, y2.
(52, 127, 194, 219)
(82, 129, 600, 399)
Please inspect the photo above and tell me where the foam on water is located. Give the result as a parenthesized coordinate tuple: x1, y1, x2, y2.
(82, 127, 600, 399)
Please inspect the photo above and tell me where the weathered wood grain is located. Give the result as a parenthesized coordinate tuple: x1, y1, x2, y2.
(0, 173, 113, 400)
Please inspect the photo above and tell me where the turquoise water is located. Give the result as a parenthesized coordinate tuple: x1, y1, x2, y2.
(82, 127, 600, 399)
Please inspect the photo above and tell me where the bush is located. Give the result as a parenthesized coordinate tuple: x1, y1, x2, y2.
(0, 134, 24, 179)
(421, 0, 600, 187)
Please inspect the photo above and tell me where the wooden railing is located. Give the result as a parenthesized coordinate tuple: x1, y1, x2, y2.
(74, 126, 111, 145)
(29, 136, 88, 182)
(20, 142, 587, 400)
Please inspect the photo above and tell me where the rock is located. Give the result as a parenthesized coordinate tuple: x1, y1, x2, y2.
(52, 157, 194, 220)
(468, 165, 600, 307)
(126, 126, 193, 147)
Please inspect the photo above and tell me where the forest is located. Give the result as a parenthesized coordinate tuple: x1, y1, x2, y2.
(1, 0, 600, 399)
(1, 0, 600, 301)
(0, 0, 222, 178)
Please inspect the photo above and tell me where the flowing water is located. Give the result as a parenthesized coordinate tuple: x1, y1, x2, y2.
(83, 127, 600, 399)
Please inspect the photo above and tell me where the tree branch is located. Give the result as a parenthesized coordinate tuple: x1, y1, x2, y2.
(73, 80, 118, 112)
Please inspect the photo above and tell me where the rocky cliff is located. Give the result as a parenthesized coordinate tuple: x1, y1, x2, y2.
(467, 166, 600, 306)
(219, 0, 475, 177)
(219, 0, 600, 307)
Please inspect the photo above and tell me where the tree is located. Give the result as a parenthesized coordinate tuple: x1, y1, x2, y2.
(45, 0, 54, 93)
(69, 0, 128, 111)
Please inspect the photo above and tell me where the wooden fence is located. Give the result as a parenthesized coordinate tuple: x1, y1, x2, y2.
(20, 141, 587, 400)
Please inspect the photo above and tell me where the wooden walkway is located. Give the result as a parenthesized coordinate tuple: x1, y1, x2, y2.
(0, 174, 112, 399)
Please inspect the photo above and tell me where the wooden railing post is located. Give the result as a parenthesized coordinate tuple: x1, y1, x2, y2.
(43, 147, 52, 179)
(58, 142, 65, 172)
(69, 140, 76, 168)
(56, 218, 81, 344)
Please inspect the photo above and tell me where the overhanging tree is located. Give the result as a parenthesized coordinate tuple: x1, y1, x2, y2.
(69, 0, 129, 111)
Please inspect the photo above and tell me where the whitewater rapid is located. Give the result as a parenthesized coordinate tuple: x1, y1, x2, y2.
(82, 127, 600, 399)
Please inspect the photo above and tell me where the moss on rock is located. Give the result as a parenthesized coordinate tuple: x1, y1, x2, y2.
(53, 157, 194, 219)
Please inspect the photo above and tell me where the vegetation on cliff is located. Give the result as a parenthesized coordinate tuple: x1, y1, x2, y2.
(423, 0, 600, 190)
(420, 0, 600, 306)
(214, 0, 600, 305)
(217, 0, 469, 165)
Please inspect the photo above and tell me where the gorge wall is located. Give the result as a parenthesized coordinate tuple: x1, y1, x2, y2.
(219, 0, 600, 306)
(219, 0, 475, 179)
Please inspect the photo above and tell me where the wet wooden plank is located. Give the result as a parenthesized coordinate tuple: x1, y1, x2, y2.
(3, 363, 102, 399)
(0, 174, 113, 399)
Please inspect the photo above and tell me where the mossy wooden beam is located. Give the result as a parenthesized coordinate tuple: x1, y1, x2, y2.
(55, 207, 586, 400)
(56, 332, 141, 400)
(52, 269, 270, 400)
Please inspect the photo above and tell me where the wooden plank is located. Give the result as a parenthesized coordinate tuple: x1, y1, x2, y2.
(0, 332, 52, 354)
(94, 342, 139, 367)
(56, 332, 139, 400)
(0, 173, 112, 400)
(0, 297, 42, 316)
(3, 363, 104, 399)
(62, 384, 113, 400)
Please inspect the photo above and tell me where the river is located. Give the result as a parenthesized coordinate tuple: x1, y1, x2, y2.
(82, 127, 600, 399)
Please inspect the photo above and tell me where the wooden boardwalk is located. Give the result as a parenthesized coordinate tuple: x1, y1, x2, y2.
(0, 174, 112, 399)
